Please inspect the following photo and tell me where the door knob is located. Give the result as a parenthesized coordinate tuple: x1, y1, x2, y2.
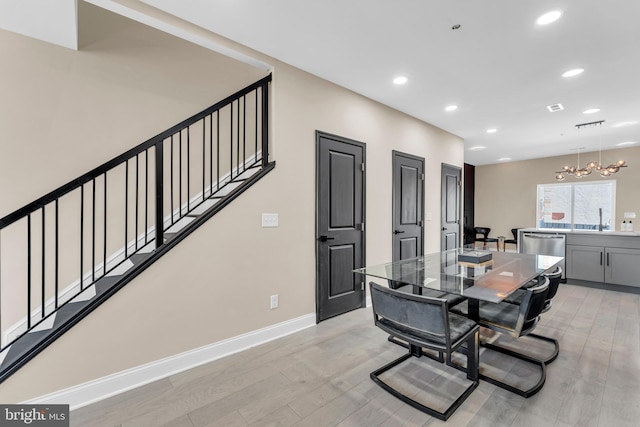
(442, 227, 446, 231)
(318, 235, 335, 242)
(393, 230, 405, 235)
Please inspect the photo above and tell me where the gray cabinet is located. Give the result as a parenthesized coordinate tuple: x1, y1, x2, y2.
(566, 245, 604, 282)
(605, 247, 640, 286)
(565, 236, 640, 287)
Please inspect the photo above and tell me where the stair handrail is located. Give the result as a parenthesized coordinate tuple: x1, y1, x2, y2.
(0, 74, 271, 232)
(0, 74, 271, 357)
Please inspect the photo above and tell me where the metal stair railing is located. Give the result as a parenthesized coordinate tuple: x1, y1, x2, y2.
(0, 74, 272, 382)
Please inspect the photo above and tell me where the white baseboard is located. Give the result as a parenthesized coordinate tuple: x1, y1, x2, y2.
(22, 313, 316, 410)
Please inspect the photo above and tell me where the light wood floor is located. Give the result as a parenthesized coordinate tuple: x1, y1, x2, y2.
(71, 283, 640, 426)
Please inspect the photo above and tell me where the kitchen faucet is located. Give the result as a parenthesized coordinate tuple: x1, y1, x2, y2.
(598, 208, 603, 231)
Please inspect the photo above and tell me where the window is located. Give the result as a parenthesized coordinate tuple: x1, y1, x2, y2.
(537, 181, 615, 230)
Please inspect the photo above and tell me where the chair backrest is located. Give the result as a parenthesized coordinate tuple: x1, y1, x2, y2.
(543, 266, 562, 301)
(515, 276, 550, 336)
(369, 281, 451, 349)
(474, 227, 490, 238)
(511, 228, 519, 241)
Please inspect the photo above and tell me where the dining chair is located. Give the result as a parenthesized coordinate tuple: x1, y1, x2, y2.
(450, 277, 550, 397)
(500, 267, 562, 364)
(503, 228, 520, 251)
(369, 281, 479, 421)
(386, 279, 467, 351)
(473, 227, 499, 251)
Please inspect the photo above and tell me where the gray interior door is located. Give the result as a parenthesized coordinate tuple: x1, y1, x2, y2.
(392, 151, 424, 261)
(441, 164, 462, 251)
(316, 131, 365, 322)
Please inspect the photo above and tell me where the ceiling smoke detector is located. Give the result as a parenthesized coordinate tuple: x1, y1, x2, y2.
(546, 103, 564, 112)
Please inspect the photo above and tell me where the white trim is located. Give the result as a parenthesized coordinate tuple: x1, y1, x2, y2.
(21, 313, 316, 410)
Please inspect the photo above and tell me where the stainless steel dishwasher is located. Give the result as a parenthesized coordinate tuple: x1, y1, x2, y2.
(520, 232, 566, 279)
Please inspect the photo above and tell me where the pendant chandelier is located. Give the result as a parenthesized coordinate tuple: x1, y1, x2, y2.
(555, 120, 628, 181)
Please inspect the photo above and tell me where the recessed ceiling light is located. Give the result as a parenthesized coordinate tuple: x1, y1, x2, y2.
(486, 128, 497, 133)
(547, 103, 564, 112)
(583, 108, 600, 114)
(616, 141, 636, 146)
(536, 10, 562, 25)
(445, 105, 458, 112)
(497, 157, 512, 162)
(393, 76, 408, 85)
(562, 68, 584, 78)
(469, 146, 486, 151)
(612, 121, 638, 128)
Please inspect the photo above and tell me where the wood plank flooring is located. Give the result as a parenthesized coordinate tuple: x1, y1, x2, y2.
(71, 283, 640, 426)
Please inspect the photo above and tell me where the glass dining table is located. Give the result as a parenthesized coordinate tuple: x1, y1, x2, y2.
(355, 248, 564, 398)
(354, 248, 563, 306)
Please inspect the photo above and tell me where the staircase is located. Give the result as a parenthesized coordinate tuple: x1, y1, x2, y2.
(0, 75, 274, 383)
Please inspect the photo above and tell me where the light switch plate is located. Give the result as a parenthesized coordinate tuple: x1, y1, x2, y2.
(262, 213, 279, 227)
(624, 212, 637, 219)
(425, 211, 433, 221)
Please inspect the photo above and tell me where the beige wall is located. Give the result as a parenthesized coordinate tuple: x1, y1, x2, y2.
(475, 146, 640, 238)
(0, 5, 463, 402)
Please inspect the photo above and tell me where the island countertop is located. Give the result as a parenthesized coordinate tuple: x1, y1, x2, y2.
(519, 228, 640, 237)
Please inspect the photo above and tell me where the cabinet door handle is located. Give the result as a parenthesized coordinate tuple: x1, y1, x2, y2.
(607, 252, 610, 267)
(600, 252, 603, 265)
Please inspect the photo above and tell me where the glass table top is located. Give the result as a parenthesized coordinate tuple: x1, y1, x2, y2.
(354, 249, 564, 303)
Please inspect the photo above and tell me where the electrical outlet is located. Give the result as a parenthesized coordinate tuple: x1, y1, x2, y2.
(262, 213, 279, 227)
(270, 294, 279, 309)
(624, 212, 636, 219)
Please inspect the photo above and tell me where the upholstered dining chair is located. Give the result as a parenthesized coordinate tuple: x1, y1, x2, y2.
(450, 277, 550, 397)
(369, 281, 479, 421)
(500, 268, 562, 364)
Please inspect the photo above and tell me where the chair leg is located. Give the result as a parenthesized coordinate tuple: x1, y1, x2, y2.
(448, 336, 547, 398)
(478, 338, 547, 397)
(481, 330, 559, 365)
(371, 349, 478, 421)
(525, 333, 560, 364)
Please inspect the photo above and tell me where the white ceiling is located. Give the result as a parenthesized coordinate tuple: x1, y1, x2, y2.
(5, 0, 640, 165)
(0, 0, 77, 49)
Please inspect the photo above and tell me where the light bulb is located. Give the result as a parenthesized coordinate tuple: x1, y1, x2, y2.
(587, 161, 598, 169)
(556, 174, 566, 181)
(617, 159, 626, 166)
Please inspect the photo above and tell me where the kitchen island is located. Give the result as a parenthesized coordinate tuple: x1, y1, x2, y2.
(519, 228, 640, 289)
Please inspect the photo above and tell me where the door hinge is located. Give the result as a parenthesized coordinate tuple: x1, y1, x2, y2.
(361, 163, 365, 172)
(361, 282, 365, 291)
(418, 220, 423, 227)
(361, 223, 365, 232)
(421, 173, 425, 180)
